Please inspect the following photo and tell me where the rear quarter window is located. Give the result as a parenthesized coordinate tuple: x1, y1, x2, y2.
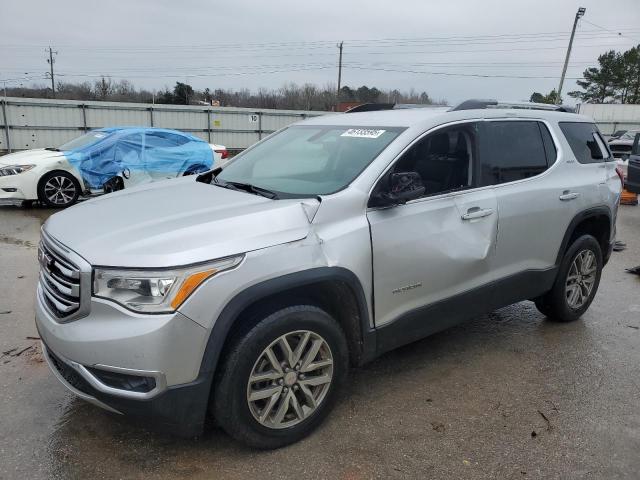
(559, 122, 610, 163)
(479, 120, 550, 186)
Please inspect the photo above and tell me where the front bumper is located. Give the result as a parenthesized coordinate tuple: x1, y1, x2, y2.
(0, 170, 38, 200)
(41, 339, 213, 437)
(36, 280, 213, 436)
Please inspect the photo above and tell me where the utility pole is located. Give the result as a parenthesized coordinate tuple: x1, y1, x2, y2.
(557, 7, 585, 105)
(336, 41, 343, 110)
(46, 46, 58, 98)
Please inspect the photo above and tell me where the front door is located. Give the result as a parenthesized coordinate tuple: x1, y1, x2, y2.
(366, 121, 499, 328)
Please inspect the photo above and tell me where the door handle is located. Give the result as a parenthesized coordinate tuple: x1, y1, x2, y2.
(559, 191, 580, 201)
(461, 207, 494, 220)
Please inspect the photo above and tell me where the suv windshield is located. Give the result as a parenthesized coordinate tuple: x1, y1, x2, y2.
(216, 125, 404, 197)
(58, 131, 110, 151)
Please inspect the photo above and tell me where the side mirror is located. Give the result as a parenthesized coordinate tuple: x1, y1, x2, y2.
(375, 172, 425, 206)
(633, 133, 640, 156)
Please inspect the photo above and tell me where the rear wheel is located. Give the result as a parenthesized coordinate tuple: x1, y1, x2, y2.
(213, 305, 348, 449)
(38, 171, 80, 208)
(535, 235, 602, 322)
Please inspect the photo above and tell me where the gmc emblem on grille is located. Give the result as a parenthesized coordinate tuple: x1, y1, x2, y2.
(38, 248, 54, 270)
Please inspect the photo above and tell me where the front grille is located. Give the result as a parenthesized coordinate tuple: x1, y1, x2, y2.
(38, 238, 81, 319)
(610, 144, 632, 154)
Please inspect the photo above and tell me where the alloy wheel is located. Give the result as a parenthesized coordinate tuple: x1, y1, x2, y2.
(565, 249, 597, 309)
(247, 330, 334, 429)
(44, 175, 76, 206)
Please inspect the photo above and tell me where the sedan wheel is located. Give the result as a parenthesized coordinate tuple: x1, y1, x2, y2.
(38, 172, 79, 207)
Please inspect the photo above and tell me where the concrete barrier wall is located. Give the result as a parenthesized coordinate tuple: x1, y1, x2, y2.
(0, 97, 328, 153)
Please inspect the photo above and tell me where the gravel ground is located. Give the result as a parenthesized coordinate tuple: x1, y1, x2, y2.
(0, 202, 638, 480)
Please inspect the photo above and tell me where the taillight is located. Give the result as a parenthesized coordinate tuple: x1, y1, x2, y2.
(215, 149, 228, 159)
(615, 166, 625, 185)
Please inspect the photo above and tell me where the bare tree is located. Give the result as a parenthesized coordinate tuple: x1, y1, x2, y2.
(6, 79, 444, 110)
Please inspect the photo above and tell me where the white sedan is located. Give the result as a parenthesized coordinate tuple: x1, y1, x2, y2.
(0, 127, 227, 208)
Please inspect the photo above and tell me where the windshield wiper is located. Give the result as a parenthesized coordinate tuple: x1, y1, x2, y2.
(45, 147, 61, 152)
(216, 180, 279, 199)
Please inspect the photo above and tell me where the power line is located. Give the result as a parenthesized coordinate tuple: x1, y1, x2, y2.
(3, 28, 639, 51)
(346, 65, 584, 80)
(580, 19, 640, 44)
(54, 65, 337, 79)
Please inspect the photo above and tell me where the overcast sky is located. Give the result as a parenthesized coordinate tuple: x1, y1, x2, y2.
(1, 0, 639, 105)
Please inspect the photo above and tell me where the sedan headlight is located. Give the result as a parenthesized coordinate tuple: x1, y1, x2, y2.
(0, 165, 35, 176)
(93, 255, 243, 313)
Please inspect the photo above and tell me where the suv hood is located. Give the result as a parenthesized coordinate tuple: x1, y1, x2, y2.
(44, 178, 315, 267)
(0, 148, 65, 167)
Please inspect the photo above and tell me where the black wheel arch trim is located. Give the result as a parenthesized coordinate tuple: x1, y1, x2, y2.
(555, 205, 613, 266)
(197, 266, 375, 380)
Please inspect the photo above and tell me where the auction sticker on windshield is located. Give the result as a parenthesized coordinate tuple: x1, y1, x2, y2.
(341, 128, 386, 139)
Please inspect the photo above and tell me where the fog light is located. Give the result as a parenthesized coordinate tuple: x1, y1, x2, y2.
(86, 367, 156, 393)
(2, 188, 17, 192)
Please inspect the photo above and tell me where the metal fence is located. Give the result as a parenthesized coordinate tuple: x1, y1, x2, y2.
(576, 103, 640, 134)
(0, 97, 328, 154)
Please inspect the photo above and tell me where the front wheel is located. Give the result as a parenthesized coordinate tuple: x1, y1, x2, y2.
(38, 171, 80, 208)
(535, 235, 603, 322)
(213, 305, 348, 448)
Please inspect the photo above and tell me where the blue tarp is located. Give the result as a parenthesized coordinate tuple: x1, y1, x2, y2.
(63, 127, 214, 189)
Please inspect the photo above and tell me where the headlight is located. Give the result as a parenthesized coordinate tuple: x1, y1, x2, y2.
(93, 255, 243, 313)
(0, 165, 36, 176)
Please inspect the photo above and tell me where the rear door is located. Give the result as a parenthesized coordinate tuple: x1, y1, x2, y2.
(143, 132, 189, 180)
(627, 133, 640, 194)
(481, 120, 582, 279)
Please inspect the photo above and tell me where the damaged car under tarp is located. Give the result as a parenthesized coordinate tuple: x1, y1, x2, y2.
(64, 127, 215, 191)
(0, 127, 218, 208)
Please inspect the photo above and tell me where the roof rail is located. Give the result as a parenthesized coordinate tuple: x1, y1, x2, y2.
(344, 103, 395, 113)
(344, 103, 449, 113)
(450, 99, 575, 113)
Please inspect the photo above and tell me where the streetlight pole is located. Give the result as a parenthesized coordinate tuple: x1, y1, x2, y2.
(557, 7, 585, 105)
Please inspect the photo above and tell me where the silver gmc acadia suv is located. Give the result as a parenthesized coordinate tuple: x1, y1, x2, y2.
(35, 100, 622, 448)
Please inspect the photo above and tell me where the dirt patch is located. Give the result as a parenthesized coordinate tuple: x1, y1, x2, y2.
(1, 341, 42, 365)
(0, 235, 36, 249)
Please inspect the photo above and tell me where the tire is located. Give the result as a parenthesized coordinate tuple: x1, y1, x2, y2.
(37, 171, 80, 208)
(213, 305, 349, 449)
(535, 234, 603, 322)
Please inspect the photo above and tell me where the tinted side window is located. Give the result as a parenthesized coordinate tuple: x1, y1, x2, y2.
(479, 121, 548, 186)
(388, 122, 477, 197)
(559, 122, 608, 164)
(539, 123, 557, 165)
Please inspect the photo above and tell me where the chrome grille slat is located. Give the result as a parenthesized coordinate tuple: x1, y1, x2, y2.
(38, 236, 82, 319)
(40, 278, 79, 313)
(42, 247, 79, 279)
(39, 271, 78, 304)
(41, 267, 79, 296)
